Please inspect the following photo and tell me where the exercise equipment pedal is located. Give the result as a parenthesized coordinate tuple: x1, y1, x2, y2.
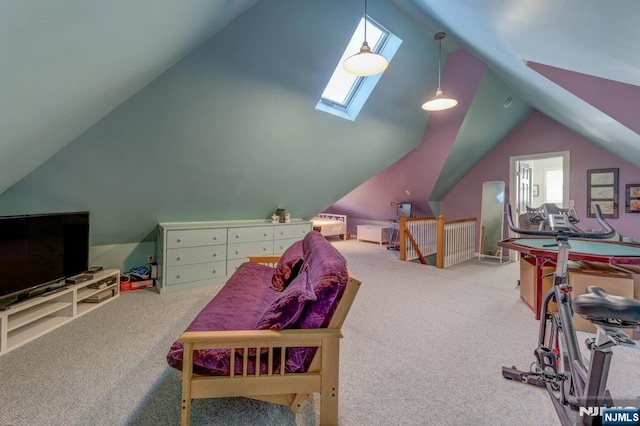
(501, 366, 546, 388)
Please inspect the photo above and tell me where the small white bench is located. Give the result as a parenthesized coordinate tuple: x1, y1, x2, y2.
(356, 224, 392, 245)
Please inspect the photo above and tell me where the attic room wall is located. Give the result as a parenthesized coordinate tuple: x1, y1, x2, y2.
(325, 48, 533, 235)
(327, 49, 489, 228)
(441, 111, 640, 244)
(0, 0, 435, 270)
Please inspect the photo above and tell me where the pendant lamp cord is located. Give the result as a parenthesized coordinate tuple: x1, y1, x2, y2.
(437, 37, 442, 91)
(364, 0, 368, 43)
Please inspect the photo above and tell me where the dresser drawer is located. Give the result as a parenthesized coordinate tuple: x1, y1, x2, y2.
(274, 223, 311, 240)
(166, 246, 226, 267)
(227, 241, 273, 260)
(274, 237, 302, 255)
(157, 220, 311, 294)
(228, 226, 273, 243)
(226, 258, 247, 276)
(165, 261, 226, 285)
(166, 228, 227, 249)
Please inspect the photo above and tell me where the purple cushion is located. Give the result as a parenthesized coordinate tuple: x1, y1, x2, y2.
(257, 268, 316, 330)
(167, 232, 350, 377)
(271, 240, 304, 291)
(166, 262, 281, 376)
(167, 344, 276, 376)
(285, 232, 348, 372)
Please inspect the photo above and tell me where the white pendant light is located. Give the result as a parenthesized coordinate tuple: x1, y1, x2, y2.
(422, 32, 458, 111)
(343, 0, 388, 77)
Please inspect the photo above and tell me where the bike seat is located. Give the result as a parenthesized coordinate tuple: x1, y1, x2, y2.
(573, 286, 640, 326)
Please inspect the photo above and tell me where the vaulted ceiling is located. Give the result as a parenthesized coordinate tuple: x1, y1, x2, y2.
(1, 0, 638, 199)
(406, 0, 640, 168)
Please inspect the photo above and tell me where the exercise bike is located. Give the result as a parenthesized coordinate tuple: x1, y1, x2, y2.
(502, 204, 640, 426)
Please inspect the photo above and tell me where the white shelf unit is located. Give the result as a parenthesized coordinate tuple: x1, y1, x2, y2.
(0, 269, 120, 356)
(156, 220, 312, 294)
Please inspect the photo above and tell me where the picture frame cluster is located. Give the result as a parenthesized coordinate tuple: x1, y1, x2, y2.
(587, 168, 640, 216)
(587, 168, 618, 218)
(626, 183, 640, 213)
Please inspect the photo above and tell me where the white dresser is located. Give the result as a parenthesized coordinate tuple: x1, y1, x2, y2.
(156, 220, 312, 293)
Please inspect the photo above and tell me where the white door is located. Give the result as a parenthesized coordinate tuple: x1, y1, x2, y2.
(510, 151, 570, 215)
(517, 161, 532, 216)
(509, 152, 570, 260)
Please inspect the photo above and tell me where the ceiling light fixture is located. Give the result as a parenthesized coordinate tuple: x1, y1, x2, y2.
(421, 32, 458, 112)
(342, 0, 388, 77)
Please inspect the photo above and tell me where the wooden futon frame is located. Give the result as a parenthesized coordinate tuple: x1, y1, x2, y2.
(177, 255, 361, 425)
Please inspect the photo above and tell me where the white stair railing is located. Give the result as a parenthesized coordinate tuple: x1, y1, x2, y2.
(399, 215, 476, 268)
(401, 217, 437, 262)
(442, 219, 476, 268)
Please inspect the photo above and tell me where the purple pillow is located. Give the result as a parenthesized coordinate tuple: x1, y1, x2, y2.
(271, 240, 304, 291)
(257, 268, 316, 330)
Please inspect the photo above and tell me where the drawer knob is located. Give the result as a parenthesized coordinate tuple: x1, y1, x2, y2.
(235, 250, 239, 255)
(176, 238, 181, 243)
(212, 253, 216, 257)
(235, 235, 239, 239)
(176, 257, 181, 261)
(212, 270, 216, 274)
(213, 236, 217, 240)
(263, 247, 266, 251)
(176, 275, 181, 279)
(264, 233, 267, 236)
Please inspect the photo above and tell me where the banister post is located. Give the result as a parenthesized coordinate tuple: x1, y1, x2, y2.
(436, 214, 444, 268)
(399, 213, 406, 261)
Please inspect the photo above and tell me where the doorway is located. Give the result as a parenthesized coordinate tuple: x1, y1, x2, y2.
(509, 151, 570, 223)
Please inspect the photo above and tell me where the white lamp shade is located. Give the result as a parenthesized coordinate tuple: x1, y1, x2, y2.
(421, 89, 458, 111)
(343, 42, 388, 77)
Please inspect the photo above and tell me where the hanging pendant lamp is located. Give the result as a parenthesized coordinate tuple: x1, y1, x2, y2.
(343, 0, 388, 77)
(422, 32, 458, 111)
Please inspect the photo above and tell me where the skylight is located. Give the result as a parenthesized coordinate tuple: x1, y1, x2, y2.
(316, 16, 402, 121)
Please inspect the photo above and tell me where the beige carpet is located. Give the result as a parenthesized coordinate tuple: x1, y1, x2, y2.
(0, 238, 638, 425)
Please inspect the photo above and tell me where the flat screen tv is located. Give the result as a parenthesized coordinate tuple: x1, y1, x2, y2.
(0, 212, 89, 304)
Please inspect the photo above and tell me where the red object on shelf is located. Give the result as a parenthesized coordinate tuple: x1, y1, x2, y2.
(120, 279, 154, 291)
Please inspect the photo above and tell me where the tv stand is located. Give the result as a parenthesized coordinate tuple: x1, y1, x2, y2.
(0, 269, 120, 356)
(0, 293, 29, 311)
(38, 285, 70, 297)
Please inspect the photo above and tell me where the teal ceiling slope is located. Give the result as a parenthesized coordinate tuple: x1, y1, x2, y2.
(0, 0, 257, 197)
(429, 69, 532, 202)
(0, 0, 434, 245)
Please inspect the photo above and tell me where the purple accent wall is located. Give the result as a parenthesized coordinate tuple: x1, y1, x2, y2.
(527, 61, 640, 134)
(442, 111, 640, 243)
(328, 50, 487, 226)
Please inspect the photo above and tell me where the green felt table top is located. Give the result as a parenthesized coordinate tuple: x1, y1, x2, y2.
(514, 239, 640, 256)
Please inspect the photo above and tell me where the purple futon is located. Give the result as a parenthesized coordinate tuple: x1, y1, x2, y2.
(167, 230, 360, 425)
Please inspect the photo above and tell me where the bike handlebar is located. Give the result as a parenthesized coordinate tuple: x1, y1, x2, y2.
(506, 204, 616, 240)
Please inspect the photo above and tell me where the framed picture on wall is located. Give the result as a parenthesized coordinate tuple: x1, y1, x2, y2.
(532, 184, 539, 197)
(626, 184, 640, 213)
(587, 168, 618, 218)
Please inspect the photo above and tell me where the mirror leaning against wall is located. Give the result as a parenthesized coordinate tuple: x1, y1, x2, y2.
(479, 181, 509, 263)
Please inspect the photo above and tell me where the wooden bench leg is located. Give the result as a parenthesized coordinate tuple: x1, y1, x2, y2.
(181, 342, 194, 426)
(320, 338, 340, 426)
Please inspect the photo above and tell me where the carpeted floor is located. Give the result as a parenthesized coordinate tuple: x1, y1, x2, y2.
(0, 239, 638, 425)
